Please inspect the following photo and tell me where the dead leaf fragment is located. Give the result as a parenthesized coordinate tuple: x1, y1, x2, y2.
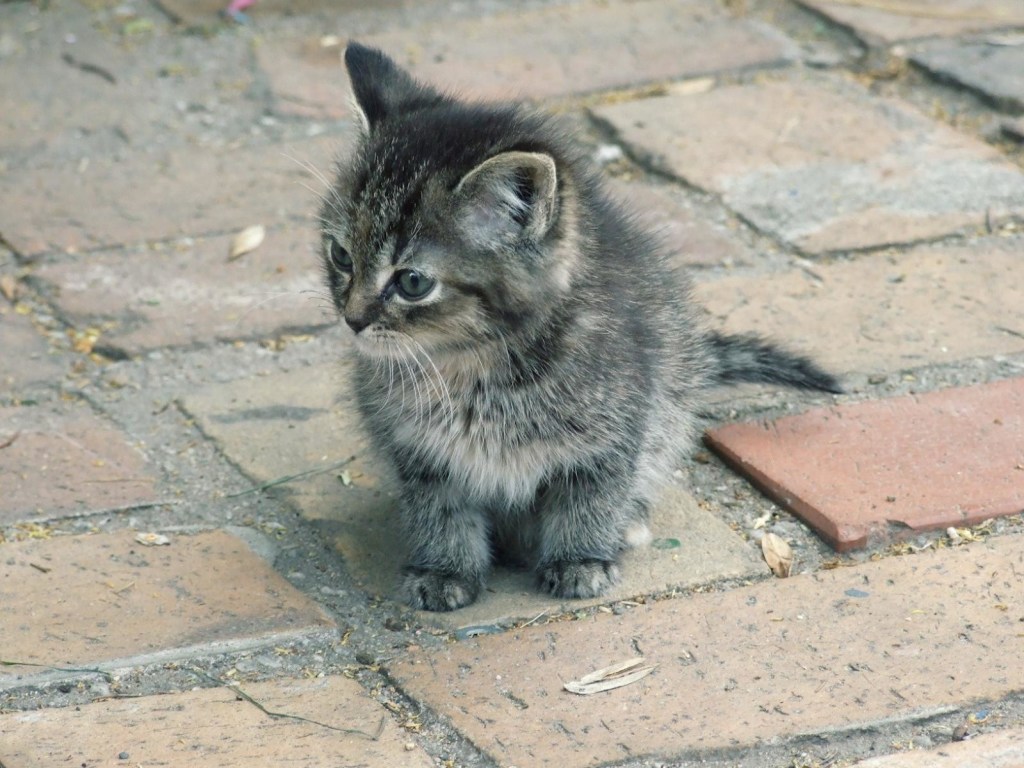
(762, 532, 793, 578)
(228, 224, 266, 261)
(0, 274, 18, 302)
(135, 532, 171, 547)
(563, 657, 658, 695)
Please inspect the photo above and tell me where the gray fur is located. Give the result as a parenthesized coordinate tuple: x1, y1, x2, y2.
(318, 43, 840, 611)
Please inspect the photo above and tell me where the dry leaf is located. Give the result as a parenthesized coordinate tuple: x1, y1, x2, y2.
(228, 224, 266, 261)
(0, 274, 18, 302)
(563, 657, 657, 695)
(135, 532, 171, 547)
(761, 532, 793, 578)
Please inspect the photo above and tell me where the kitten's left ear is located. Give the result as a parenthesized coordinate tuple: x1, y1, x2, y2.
(455, 151, 558, 247)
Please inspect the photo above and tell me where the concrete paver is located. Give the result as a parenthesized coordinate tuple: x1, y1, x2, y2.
(182, 363, 764, 627)
(0, 310, 64, 392)
(0, 404, 157, 523)
(0, 530, 334, 683)
(0, 135, 342, 258)
(33, 225, 330, 354)
(0, 674, 433, 766)
(852, 727, 1024, 767)
(693, 240, 1024, 375)
(909, 38, 1024, 112)
(705, 377, 1024, 551)
(594, 77, 1024, 253)
(798, 0, 1024, 44)
(257, 0, 800, 118)
(389, 533, 1024, 766)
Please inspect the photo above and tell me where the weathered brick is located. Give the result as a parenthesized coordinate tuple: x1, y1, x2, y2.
(594, 77, 1024, 253)
(0, 530, 334, 684)
(0, 404, 157, 524)
(705, 377, 1024, 551)
(910, 38, 1024, 113)
(0, 675, 432, 766)
(257, 0, 800, 118)
(693, 239, 1024, 376)
(389, 534, 1024, 766)
(0, 309, 64, 392)
(852, 727, 1024, 767)
(33, 224, 329, 354)
(799, 0, 1024, 44)
(182, 363, 763, 627)
(0, 135, 344, 258)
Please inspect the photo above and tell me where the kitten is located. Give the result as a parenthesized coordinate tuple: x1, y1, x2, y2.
(319, 43, 840, 612)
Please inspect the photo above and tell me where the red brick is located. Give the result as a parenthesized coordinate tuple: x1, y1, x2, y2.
(257, 0, 800, 118)
(389, 533, 1024, 766)
(33, 224, 330, 353)
(0, 309, 64, 392)
(594, 77, 1024, 253)
(853, 727, 1024, 767)
(0, 136, 343, 258)
(0, 675, 432, 766)
(0, 530, 334, 681)
(0, 404, 157, 524)
(799, 0, 1024, 44)
(705, 378, 1024, 551)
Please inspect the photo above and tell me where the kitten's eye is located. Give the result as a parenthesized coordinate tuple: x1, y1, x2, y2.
(394, 269, 436, 301)
(327, 238, 353, 273)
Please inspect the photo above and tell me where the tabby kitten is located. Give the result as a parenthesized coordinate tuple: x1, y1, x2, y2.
(320, 43, 840, 612)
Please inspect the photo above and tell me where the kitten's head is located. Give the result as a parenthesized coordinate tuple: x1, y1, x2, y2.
(320, 43, 583, 360)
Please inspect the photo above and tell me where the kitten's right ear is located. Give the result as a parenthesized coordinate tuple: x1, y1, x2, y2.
(345, 42, 443, 131)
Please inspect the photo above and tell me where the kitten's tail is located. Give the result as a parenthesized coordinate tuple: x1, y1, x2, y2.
(708, 331, 843, 394)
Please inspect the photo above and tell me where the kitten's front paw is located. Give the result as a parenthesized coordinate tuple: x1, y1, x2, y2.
(399, 567, 481, 612)
(538, 559, 620, 599)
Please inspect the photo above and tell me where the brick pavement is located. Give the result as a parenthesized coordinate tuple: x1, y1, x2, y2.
(1, 1, 1023, 767)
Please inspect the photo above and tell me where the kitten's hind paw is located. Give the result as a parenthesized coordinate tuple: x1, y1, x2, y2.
(538, 559, 620, 599)
(399, 567, 481, 612)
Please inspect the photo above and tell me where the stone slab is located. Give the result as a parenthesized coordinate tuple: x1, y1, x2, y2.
(594, 77, 1024, 253)
(854, 728, 1024, 767)
(183, 363, 763, 627)
(0, 405, 157, 523)
(799, 0, 1024, 44)
(693, 239, 1024, 376)
(0, 135, 344, 258)
(606, 178, 754, 268)
(0, 674, 432, 766)
(389, 533, 1024, 766)
(0, 530, 334, 684)
(910, 38, 1024, 113)
(0, 309, 64, 392)
(257, 0, 800, 118)
(705, 378, 1024, 551)
(33, 225, 329, 354)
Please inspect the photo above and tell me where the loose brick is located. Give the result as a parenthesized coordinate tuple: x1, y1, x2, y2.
(389, 534, 1024, 766)
(0, 404, 157, 524)
(183, 364, 763, 627)
(594, 77, 1024, 253)
(0, 530, 334, 684)
(910, 38, 1024, 113)
(799, 0, 1024, 44)
(853, 727, 1024, 767)
(0, 136, 344, 258)
(705, 378, 1024, 551)
(33, 225, 330, 354)
(693, 239, 1024, 376)
(0, 675, 432, 766)
(0, 310, 64, 392)
(258, 0, 800, 118)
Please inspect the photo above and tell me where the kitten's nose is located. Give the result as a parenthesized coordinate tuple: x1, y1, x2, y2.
(344, 314, 372, 334)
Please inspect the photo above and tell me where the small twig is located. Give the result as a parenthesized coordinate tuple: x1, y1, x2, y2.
(227, 457, 356, 498)
(29, 562, 52, 574)
(1, 659, 114, 681)
(0, 431, 20, 450)
(61, 52, 117, 85)
(189, 667, 384, 739)
(520, 609, 549, 628)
